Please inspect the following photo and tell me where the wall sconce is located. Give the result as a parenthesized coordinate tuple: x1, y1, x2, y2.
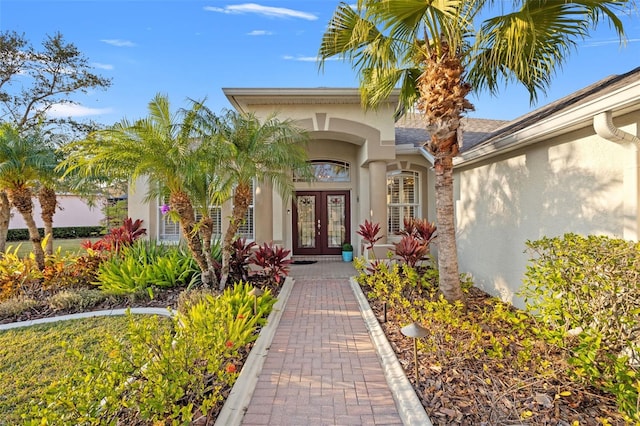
(400, 322, 428, 382)
(248, 287, 264, 315)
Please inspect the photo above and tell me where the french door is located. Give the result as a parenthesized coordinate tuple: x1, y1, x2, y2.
(293, 191, 350, 255)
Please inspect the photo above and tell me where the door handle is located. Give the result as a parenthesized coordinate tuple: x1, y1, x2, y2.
(317, 219, 321, 235)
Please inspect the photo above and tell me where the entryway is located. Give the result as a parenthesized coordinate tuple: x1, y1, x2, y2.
(292, 190, 350, 256)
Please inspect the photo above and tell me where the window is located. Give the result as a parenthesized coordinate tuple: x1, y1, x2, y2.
(295, 160, 350, 182)
(156, 179, 254, 242)
(158, 199, 222, 242)
(237, 180, 255, 240)
(158, 198, 180, 242)
(387, 171, 420, 234)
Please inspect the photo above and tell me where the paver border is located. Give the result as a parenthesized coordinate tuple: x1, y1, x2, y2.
(349, 276, 433, 426)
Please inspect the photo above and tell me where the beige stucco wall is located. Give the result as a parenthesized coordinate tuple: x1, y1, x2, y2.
(453, 112, 638, 308)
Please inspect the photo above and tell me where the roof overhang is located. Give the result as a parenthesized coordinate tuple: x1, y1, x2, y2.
(223, 87, 400, 113)
(455, 79, 640, 168)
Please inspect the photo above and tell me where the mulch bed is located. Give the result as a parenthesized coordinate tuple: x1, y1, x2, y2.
(0, 287, 184, 325)
(366, 286, 628, 425)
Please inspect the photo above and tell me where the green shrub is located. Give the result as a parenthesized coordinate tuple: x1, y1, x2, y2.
(95, 241, 199, 296)
(25, 283, 276, 424)
(177, 287, 219, 315)
(357, 262, 554, 378)
(521, 233, 640, 422)
(7, 226, 103, 241)
(48, 289, 107, 312)
(0, 246, 42, 302)
(41, 250, 105, 291)
(0, 296, 39, 318)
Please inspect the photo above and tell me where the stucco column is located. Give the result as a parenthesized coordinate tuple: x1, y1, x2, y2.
(369, 160, 388, 243)
(254, 179, 273, 243)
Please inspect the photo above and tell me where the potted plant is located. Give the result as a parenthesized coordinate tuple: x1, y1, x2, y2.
(341, 242, 353, 262)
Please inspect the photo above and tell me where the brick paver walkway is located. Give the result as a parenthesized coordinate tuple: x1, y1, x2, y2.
(241, 262, 403, 425)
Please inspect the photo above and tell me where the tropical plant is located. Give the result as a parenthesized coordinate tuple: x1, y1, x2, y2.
(0, 125, 57, 269)
(250, 242, 292, 285)
(357, 219, 383, 257)
(201, 109, 313, 289)
(227, 237, 256, 284)
(319, 0, 632, 303)
(82, 217, 146, 253)
(182, 154, 233, 284)
(0, 245, 41, 302)
(397, 217, 436, 245)
(394, 235, 429, 268)
(61, 94, 219, 285)
(95, 240, 199, 296)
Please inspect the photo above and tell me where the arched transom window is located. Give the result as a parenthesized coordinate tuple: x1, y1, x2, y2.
(295, 160, 350, 182)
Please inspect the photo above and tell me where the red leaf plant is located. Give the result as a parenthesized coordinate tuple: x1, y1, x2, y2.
(82, 218, 147, 253)
(394, 235, 429, 268)
(396, 217, 436, 245)
(250, 242, 292, 285)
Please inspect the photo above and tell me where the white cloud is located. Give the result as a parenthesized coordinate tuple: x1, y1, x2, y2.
(101, 39, 136, 47)
(91, 62, 114, 70)
(204, 3, 317, 20)
(247, 30, 273, 36)
(47, 103, 113, 118)
(584, 37, 640, 47)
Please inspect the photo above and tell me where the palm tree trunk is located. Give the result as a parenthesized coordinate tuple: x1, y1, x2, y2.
(8, 188, 45, 270)
(169, 191, 210, 286)
(38, 186, 57, 256)
(219, 182, 251, 290)
(434, 155, 464, 304)
(0, 191, 10, 254)
(198, 216, 219, 287)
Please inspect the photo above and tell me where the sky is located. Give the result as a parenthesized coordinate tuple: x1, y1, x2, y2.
(1, 0, 639, 126)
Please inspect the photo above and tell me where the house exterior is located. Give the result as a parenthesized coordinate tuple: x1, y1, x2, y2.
(9, 194, 105, 229)
(129, 66, 640, 307)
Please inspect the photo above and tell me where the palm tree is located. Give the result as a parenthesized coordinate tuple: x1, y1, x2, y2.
(205, 109, 313, 290)
(184, 155, 234, 285)
(319, 0, 631, 304)
(61, 94, 216, 285)
(0, 125, 57, 270)
(36, 149, 65, 256)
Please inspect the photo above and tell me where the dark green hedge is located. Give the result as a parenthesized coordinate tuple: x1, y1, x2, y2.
(7, 226, 105, 241)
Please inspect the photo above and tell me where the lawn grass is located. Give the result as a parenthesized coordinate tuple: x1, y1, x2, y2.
(0, 314, 171, 425)
(9, 237, 100, 258)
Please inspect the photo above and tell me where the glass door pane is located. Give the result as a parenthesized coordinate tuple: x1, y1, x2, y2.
(326, 194, 345, 248)
(296, 195, 316, 248)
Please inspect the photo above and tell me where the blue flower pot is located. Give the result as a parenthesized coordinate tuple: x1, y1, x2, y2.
(342, 251, 353, 262)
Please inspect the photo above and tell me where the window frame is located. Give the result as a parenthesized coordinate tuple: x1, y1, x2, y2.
(387, 170, 421, 235)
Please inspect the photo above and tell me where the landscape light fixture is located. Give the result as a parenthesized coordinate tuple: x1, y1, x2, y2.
(248, 287, 264, 315)
(400, 322, 428, 382)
